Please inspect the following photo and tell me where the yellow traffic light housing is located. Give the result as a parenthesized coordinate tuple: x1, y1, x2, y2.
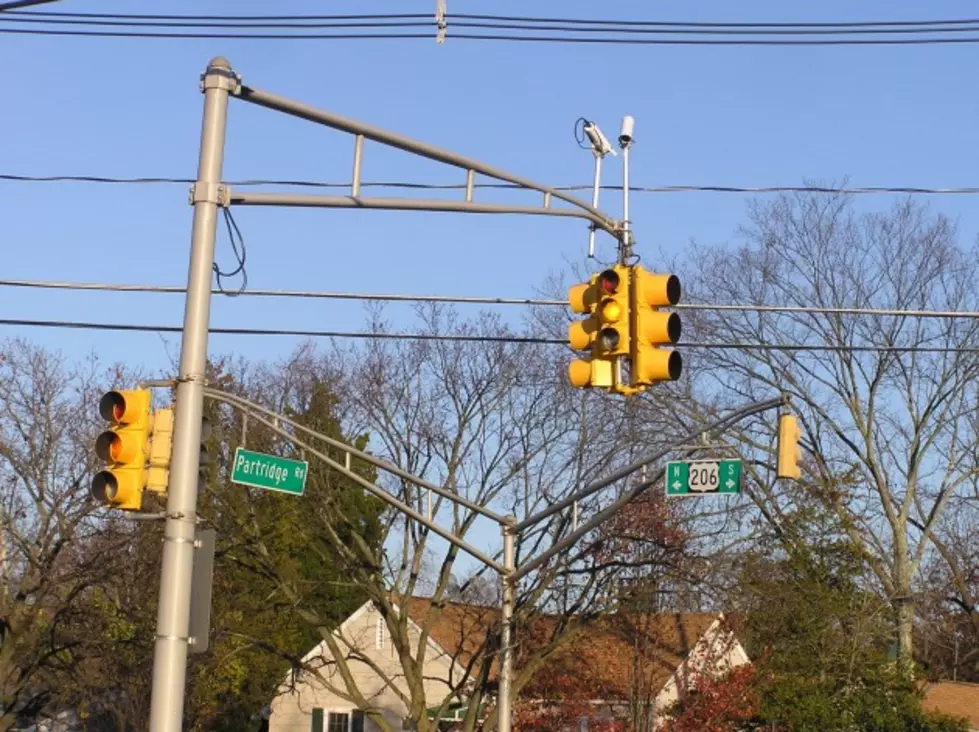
(146, 407, 174, 494)
(594, 266, 631, 358)
(777, 414, 802, 479)
(92, 389, 152, 511)
(568, 264, 681, 394)
(631, 267, 682, 386)
(568, 271, 617, 389)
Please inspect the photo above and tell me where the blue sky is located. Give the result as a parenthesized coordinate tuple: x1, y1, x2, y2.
(4, 0, 979, 376)
(4, 0, 979, 584)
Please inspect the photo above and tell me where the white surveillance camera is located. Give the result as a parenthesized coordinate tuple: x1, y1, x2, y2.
(583, 121, 617, 157)
(619, 115, 635, 147)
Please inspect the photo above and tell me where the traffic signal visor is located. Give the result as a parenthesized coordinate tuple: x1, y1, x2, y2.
(777, 414, 802, 480)
(92, 389, 152, 511)
(631, 269, 682, 385)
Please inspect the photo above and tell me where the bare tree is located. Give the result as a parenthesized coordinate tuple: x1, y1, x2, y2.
(0, 340, 134, 730)
(213, 305, 692, 732)
(916, 500, 979, 681)
(682, 192, 979, 667)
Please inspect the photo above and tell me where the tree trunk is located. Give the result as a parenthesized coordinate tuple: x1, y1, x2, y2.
(896, 596, 915, 674)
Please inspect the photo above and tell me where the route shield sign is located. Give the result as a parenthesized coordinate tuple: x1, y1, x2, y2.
(231, 447, 308, 496)
(666, 459, 742, 496)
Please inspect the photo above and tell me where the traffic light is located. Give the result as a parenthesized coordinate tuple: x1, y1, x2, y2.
(630, 267, 682, 386)
(594, 265, 631, 359)
(567, 270, 615, 389)
(777, 414, 802, 480)
(198, 414, 215, 480)
(92, 389, 152, 511)
(146, 407, 174, 494)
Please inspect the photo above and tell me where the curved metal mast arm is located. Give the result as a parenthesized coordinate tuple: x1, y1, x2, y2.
(232, 84, 621, 238)
(210, 394, 506, 573)
(203, 387, 506, 524)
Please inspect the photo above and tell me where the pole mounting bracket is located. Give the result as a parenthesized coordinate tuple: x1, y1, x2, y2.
(188, 182, 230, 207)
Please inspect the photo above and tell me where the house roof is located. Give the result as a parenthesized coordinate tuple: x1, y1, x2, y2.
(922, 681, 979, 730)
(402, 597, 727, 700)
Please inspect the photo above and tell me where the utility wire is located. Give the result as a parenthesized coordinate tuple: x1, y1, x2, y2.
(7, 15, 979, 36)
(0, 279, 558, 307)
(4, 279, 979, 321)
(452, 13, 979, 29)
(449, 33, 979, 47)
(0, 0, 58, 10)
(450, 21, 979, 36)
(0, 11, 432, 20)
(7, 10, 979, 33)
(5, 19, 979, 44)
(0, 16, 436, 29)
(0, 316, 976, 353)
(3, 174, 977, 196)
(0, 28, 433, 39)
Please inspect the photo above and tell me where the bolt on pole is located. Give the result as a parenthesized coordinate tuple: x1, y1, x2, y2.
(148, 56, 234, 732)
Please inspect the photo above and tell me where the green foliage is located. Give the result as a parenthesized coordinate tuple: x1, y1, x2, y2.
(739, 536, 968, 732)
(179, 366, 386, 731)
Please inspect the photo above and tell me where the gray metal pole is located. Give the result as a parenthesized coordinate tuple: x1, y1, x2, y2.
(498, 518, 516, 732)
(148, 56, 235, 732)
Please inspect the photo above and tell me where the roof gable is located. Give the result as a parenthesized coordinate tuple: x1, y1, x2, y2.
(286, 597, 736, 703)
(403, 598, 729, 699)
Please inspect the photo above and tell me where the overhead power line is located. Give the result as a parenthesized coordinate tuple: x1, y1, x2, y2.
(4, 279, 979, 321)
(1, 315, 976, 353)
(6, 14, 979, 36)
(0, 16, 436, 29)
(453, 22, 979, 37)
(0, 28, 432, 39)
(0, 11, 433, 20)
(448, 33, 979, 46)
(3, 174, 977, 197)
(452, 13, 979, 29)
(4, 27, 979, 44)
(0, 0, 59, 10)
(6, 11, 979, 44)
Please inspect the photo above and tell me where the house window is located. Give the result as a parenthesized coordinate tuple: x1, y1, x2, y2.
(314, 710, 365, 732)
(375, 615, 386, 650)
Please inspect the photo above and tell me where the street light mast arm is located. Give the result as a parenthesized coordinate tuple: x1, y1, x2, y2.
(511, 395, 788, 581)
(203, 388, 506, 524)
(515, 395, 787, 534)
(232, 84, 621, 238)
(228, 403, 507, 574)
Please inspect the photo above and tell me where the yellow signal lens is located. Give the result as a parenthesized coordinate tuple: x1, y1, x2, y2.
(600, 300, 623, 322)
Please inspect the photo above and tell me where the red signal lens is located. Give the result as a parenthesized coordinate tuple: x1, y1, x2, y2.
(598, 269, 619, 294)
(112, 402, 125, 421)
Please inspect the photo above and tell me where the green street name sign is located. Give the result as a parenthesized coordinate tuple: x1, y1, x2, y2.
(231, 447, 308, 496)
(666, 459, 742, 496)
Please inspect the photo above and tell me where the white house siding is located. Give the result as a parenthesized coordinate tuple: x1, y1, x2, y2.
(270, 602, 465, 732)
(652, 616, 751, 727)
(271, 605, 747, 732)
